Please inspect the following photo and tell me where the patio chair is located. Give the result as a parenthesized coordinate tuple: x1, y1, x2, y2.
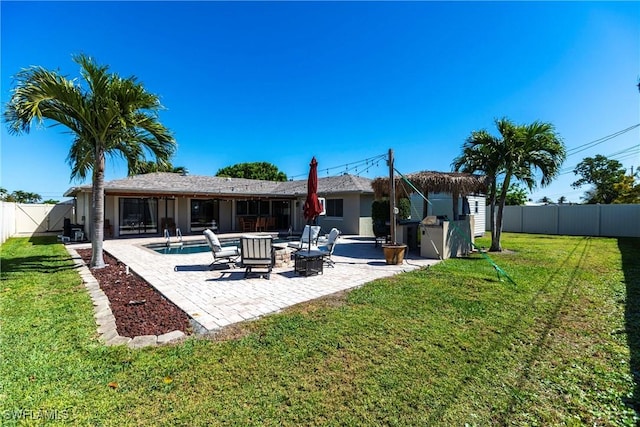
(203, 229, 240, 268)
(266, 216, 276, 230)
(239, 216, 256, 232)
(288, 225, 321, 251)
(240, 235, 275, 279)
(318, 228, 340, 267)
(255, 216, 267, 232)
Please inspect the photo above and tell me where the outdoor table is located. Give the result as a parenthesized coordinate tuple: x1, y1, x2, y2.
(294, 249, 324, 277)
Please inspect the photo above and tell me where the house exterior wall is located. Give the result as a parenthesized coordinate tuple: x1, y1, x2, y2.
(106, 196, 117, 237)
(73, 188, 375, 240)
(317, 193, 362, 235)
(288, 193, 373, 236)
(219, 200, 233, 232)
(291, 197, 305, 232)
(177, 198, 189, 233)
(76, 192, 92, 238)
(358, 194, 375, 237)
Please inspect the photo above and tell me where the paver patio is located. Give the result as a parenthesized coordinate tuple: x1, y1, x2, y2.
(77, 235, 440, 333)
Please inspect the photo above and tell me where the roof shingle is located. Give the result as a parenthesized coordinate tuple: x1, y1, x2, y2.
(64, 172, 374, 198)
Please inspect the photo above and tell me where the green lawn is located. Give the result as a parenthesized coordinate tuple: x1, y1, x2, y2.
(1, 234, 638, 426)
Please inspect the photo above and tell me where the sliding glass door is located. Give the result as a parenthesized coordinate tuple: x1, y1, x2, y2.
(190, 199, 219, 232)
(119, 198, 158, 235)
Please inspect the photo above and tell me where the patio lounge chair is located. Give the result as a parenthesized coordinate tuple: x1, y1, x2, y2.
(318, 228, 340, 267)
(204, 229, 240, 268)
(240, 235, 275, 279)
(288, 225, 321, 251)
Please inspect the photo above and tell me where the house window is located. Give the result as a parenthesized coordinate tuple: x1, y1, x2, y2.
(237, 200, 269, 216)
(191, 199, 218, 231)
(474, 200, 479, 214)
(325, 199, 343, 217)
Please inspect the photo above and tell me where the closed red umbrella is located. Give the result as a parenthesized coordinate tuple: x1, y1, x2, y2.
(303, 157, 323, 252)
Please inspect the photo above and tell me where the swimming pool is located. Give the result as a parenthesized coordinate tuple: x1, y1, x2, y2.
(148, 241, 211, 255)
(146, 238, 290, 255)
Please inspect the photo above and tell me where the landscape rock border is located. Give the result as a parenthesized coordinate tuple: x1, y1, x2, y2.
(66, 247, 186, 349)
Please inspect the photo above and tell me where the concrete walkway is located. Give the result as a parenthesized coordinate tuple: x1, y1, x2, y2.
(76, 235, 440, 333)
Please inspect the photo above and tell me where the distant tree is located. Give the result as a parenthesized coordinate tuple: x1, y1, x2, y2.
(453, 118, 565, 251)
(557, 196, 567, 204)
(43, 199, 60, 204)
(129, 159, 187, 175)
(537, 196, 553, 204)
(0, 187, 8, 201)
(169, 165, 188, 175)
(216, 162, 287, 181)
(612, 174, 640, 204)
(495, 183, 528, 206)
(4, 54, 175, 268)
(398, 197, 411, 220)
(572, 155, 626, 204)
(371, 199, 390, 238)
(7, 190, 42, 203)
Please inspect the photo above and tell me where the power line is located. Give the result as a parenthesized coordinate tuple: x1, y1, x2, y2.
(558, 142, 640, 175)
(566, 123, 640, 157)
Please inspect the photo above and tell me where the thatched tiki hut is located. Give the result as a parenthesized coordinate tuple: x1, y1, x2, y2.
(371, 171, 488, 221)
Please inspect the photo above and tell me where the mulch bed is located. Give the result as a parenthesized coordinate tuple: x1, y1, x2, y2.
(76, 249, 192, 338)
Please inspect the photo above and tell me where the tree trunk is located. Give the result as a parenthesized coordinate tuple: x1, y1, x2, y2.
(488, 176, 498, 250)
(491, 173, 512, 252)
(90, 147, 106, 268)
(451, 189, 459, 221)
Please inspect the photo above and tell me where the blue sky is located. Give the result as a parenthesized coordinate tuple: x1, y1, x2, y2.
(1, 1, 638, 203)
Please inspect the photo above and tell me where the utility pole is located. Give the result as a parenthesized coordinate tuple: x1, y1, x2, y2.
(388, 148, 396, 244)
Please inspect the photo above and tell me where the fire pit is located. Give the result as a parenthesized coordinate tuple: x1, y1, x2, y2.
(272, 243, 293, 268)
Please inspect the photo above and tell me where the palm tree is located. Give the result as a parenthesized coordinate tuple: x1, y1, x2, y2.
(452, 128, 503, 251)
(453, 118, 565, 251)
(128, 159, 188, 175)
(4, 54, 175, 268)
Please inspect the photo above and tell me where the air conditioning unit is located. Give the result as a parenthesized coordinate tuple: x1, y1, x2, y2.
(318, 197, 326, 216)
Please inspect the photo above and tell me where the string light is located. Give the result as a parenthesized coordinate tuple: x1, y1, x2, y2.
(287, 153, 388, 180)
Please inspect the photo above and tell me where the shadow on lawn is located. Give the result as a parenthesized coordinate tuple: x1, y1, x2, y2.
(425, 237, 591, 424)
(1, 236, 79, 275)
(0, 254, 80, 275)
(27, 235, 60, 245)
(618, 237, 640, 415)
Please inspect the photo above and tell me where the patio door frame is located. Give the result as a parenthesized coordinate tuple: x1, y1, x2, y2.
(118, 197, 159, 236)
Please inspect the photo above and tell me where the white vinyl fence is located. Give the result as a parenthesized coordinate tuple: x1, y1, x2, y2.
(0, 202, 74, 245)
(1, 201, 17, 245)
(486, 204, 640, 238)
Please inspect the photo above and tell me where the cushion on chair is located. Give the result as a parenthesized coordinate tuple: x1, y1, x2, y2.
(204, 229, 222, 252)
(216, 247, 240, 258)
(326, 228, 340, 245)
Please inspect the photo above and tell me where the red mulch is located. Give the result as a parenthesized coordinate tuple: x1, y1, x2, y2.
(77, 249, 192, 338)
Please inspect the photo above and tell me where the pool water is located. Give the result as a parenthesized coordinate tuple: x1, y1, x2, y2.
(151, 243, 211, 255)
(146, 238, 290, 255)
